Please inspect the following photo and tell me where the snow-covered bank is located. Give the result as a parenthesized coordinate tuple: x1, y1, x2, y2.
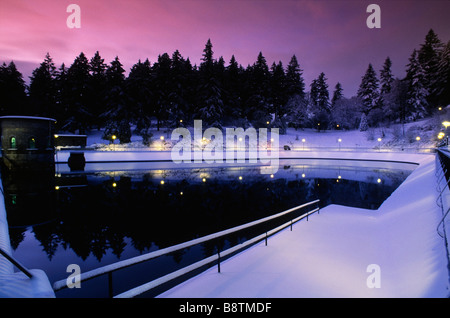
(0, 178, 55, 298)
(157, 154, 450, 298)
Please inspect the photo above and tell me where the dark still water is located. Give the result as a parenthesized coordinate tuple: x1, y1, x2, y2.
(3, 159, 415, 297)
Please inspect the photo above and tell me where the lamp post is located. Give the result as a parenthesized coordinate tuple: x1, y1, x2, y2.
(338, 138, 342, 151)
(111, 135, 116, 151)
(302, 138, 306, 150)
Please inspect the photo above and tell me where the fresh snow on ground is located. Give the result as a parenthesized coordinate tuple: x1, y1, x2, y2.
(2, 118, 449, 298)
(157, 154, 450, 298)
(80, 117, 441, 152)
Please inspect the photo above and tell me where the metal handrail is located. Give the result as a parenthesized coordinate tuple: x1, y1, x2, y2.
(53, 199, 320, 296)
(435, 151, 450, 239)
(0, 247, 33, 278)
(437, 207, 450, 238)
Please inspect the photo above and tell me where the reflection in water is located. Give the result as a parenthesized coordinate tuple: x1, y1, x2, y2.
(2, 161, 414, 297)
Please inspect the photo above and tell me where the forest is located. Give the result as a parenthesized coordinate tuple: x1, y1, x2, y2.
(0, 29, 449, 144)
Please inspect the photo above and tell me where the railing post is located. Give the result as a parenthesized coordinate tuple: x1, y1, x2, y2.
(217, 251, 221, 273)
(265, 232, 268, 246)
(108, 272, 113, 298)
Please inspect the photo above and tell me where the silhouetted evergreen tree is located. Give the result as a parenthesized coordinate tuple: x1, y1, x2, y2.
(380, 57, 394, 95)
(88, 51, 108, 128)
(152, 53, 172, 130)
(29, 53, 58, 118)
(223, 55, 244, 123)
(0, 61, 29, 115)
(418, 29, 443, 109)
(436, 40, 450, 106)
(405, 50, 428, 120)
(331, 82, 343, 109)
(196, 39, 224, 128)
(245, 52, 271, 127)
(64, 52, 92, 133)
(102, 56, 131, 143)
(126, 58, 153, 144)
(269, 61, 288, 133)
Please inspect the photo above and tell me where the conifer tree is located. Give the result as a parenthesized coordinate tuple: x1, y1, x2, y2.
(436, 41, 450, 106)
(418, 29, 443, 107)
(406, 49, 428, 120)
(29, 53, 58, 117)
(380, 57, 394, 95)
(331, 82, 343, 108)
(196, 39, 224, 128)
(269, 61, 288, 133)
(224, 55, 244, 121)
(153, 53, 172, 130)
(65, 52, 92, 133)
(55, 63, 70, 128)
(357, 63, 380, 116)
(102, 56, 131, 143)
(89, 51, 108, 128)
(0, 61, 29, 115)
(126, 58, 153, 144)
(285, 55, 307, 130)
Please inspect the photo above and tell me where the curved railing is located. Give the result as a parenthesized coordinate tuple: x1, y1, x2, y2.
(53, 199, 320, 298)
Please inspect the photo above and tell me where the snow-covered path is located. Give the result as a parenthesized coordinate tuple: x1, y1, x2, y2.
(158, 154, 449, 298)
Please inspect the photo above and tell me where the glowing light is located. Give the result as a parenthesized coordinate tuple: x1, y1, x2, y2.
(270, 174, 274, 178)
(416, 136, 421, 141)
(202, 178, 206, 182)
(160, 180, 165, 185)
(112, 135, 117, 140)
(239, 176, 243, 180)
(180, 191, 183, 195)
(438, 132, 445, 139)
(55, 186, 60, 190)
(377, 138, 382, 142)
(302, 173, 306, 178)
(160, 136, 165, 141)
(112, 182, 117, 187)
(442, 121, 450, 128)
(54, 134, 59, 138)
(302, 139, 306, 143)
(377, 178, 382, 183)
(338, 138, 342, 142)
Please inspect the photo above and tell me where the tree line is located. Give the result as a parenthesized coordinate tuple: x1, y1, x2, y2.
(0, 29, 449, 143)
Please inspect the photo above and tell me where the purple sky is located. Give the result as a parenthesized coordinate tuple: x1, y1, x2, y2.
(1, 0, 450, 97)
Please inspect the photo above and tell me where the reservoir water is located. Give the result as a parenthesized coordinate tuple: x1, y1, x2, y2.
(3, 159, 416, 297)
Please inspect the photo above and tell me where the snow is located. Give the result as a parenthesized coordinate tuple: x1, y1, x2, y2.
(66, 117, 439, 153)
(156, 153, 450, 298)
(0, 178, 55, 298)
(2, 122, 449, 298)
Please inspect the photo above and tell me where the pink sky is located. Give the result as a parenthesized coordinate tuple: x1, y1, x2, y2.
(1, 0, 450, 96)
